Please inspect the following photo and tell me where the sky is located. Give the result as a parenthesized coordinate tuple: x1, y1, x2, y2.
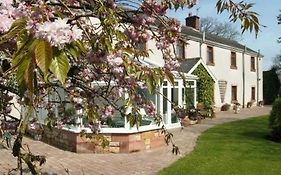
(167, 0, 281, 71)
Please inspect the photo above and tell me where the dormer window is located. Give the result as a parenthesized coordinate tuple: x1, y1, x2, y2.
(176, 40, 185, 59)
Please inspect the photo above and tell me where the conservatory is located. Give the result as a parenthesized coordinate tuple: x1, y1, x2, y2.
(31, 72, 198, 153)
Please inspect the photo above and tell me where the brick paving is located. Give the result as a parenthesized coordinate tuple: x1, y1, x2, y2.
(0, 106, 271, 175)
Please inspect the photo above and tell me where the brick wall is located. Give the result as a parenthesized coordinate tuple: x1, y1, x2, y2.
(42, 127, 165, 153)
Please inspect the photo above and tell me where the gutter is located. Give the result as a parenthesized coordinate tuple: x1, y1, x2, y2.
(199, 32, 205, 58)
(242, 46, 246, 108)
(257, 50, 260, 103)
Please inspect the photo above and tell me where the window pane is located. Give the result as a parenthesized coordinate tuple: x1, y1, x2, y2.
(207, 46, 214, 64)
(184, 88, 194, 107)
(231, 86, 237, 101)
(171, 87, 179, 124)
(163, 88, 168, 124)
(96, 94, 125, 128)
(163, 88, 168, 114)
(251, 57, 255, 71)
(251, 87, 256, 100)
(176, 41, 185, 59)
(188, 81, 194, 86)
(231, 52, 236, 68)
(137, 88, 157, 126)
(138, 88, 155, 104)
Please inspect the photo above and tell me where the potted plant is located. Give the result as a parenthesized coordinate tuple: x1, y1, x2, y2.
(174, 106, 190, 127)
(232, 101, 241, 114)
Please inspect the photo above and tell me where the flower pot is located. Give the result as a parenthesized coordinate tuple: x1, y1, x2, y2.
(190, 120, 198, 125)
(181, 117, 190, 127)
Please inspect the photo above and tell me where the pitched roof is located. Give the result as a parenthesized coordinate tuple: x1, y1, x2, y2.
(178, 57, 217, 82)
(178, 57, 201, 73)
(181, 26, 261, 56)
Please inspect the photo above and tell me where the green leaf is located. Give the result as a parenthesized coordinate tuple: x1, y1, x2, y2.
(165, 69, 175, 85)
(15, 55, 34, 91)
(24, 59, 35, 91)
(86, 105, 98, 123)
(16, 29, 28, 48)
(0, 18, 27, 44)
(49, 51, 70, 84)
(16, 56, 31, 86)
(145, 74, 156, 93)
(11, 38, 39, 70)
(35, 40, 53, 75)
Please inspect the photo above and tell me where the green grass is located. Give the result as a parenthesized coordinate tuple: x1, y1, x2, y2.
(158, 116, 281, 175)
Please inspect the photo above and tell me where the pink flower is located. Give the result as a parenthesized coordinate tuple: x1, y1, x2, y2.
(113, 66, 124, 75)
(156, 38, 170, 49)
(0, 14, 13, 33)
(143, 101, 156, 116)
(103, 105, 114, 118)
(141, 0, 167, 16)
(107, 55, 123, 66)
(0, 0, 13, 9)
(165, 59, 180, 71)
(35, 18, 83, 49)
(133, 14, 155, 26)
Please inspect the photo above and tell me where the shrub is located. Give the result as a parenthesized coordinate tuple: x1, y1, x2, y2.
(263, 68, 281, 104)
(269, 97, 281, 141)
(247, 100, 255, 108)
(221, 103, 230, 111)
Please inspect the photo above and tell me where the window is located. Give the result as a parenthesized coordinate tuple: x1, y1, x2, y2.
(176, 40, 185, 59)
(207, 46, 214, 65)
(251, 87, 256, 100)
(231, 86, 237, 102)
(230, 51, 237, 69)
(251, 56, 256, 72)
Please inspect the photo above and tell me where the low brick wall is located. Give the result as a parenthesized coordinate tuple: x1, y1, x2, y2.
(42, 127, 165, 153)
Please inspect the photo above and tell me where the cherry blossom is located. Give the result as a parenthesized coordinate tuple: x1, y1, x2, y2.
(0, 14, 13, 33)
(35, 18, 83, 48)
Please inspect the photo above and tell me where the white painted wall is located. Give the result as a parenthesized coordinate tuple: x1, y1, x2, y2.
(186, 40, 200, 58)
(143, 32, 263, 108)
(183, 41, 263, 107)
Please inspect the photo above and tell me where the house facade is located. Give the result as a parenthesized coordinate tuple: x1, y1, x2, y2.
(176, 15, 263, 108)
(142, 15, 263, 109)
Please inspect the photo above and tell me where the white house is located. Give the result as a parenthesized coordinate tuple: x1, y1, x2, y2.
(140, 15, 263, 110)
(21, 15, 263, 153)
(175, 15, 263, 108)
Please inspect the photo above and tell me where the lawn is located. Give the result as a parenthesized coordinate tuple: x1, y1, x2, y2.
(158, 116, 281, 175)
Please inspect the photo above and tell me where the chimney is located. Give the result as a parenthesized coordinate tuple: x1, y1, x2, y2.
(185, 13, 200, 30)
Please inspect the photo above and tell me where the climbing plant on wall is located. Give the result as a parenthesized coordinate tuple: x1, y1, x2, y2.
(192, 64, 215, 106)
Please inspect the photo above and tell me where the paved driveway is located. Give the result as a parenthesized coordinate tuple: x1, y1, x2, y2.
(0, 106, 271, 175)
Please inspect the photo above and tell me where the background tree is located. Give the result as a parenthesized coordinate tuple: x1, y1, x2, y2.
(273, 53, 281, 77)
(278, 10, 281, 42)
(263, 68, 281, 104)
(201, 17, 242, 41)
